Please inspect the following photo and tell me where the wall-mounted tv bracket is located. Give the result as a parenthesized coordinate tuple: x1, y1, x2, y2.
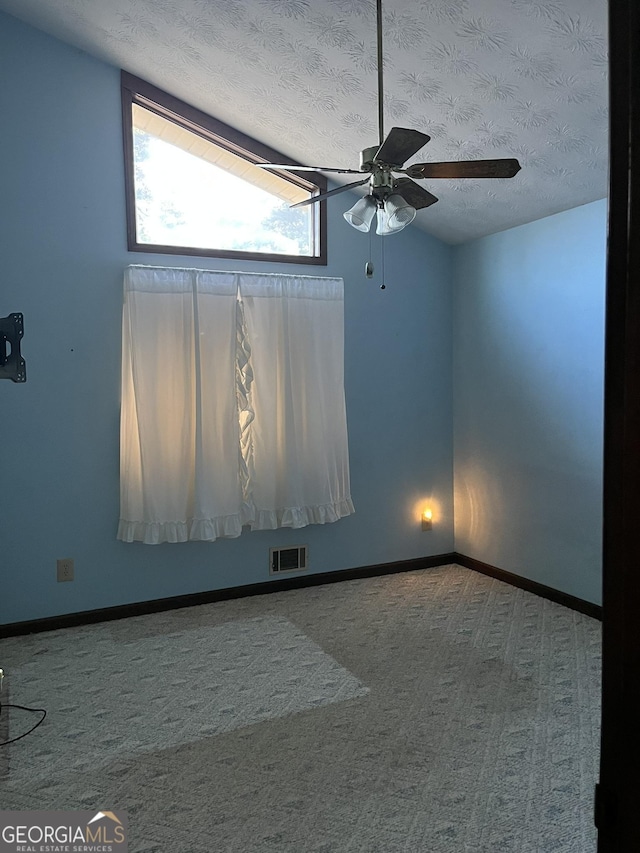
(0, 313, 26, 382)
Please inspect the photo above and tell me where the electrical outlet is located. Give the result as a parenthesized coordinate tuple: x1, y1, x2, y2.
(56, 557, 74, 582)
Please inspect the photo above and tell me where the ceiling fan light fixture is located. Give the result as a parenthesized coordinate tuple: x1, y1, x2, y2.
(376, 206, 405, 236)
(384, 193, 417, 230)
(343, 194, 377, 232)
(376, 199, 415, 236)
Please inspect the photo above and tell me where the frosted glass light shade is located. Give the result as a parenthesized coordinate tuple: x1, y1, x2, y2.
(385, 194, 416, 230)
(343, 195, 377, 232)
(376, 207, 405, 236)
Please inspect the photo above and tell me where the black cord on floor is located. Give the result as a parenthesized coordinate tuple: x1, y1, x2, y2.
(0, 699, 47, 746)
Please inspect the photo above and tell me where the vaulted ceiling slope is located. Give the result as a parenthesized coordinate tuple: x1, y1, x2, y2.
(0, 0, 608, 244)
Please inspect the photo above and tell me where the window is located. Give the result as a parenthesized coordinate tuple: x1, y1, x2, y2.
(119, 266, 354, 544)
(121, 73, 327, 264)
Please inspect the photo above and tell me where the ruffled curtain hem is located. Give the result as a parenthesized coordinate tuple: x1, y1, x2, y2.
(249, 498, 355, 531)
(117, 514, 244, 545)
(117, 498, 355, 544)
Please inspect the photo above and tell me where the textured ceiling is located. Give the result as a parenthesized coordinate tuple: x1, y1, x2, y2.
(0, 0, 608, 244)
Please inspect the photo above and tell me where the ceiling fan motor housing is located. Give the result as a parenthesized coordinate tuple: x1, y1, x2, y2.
(370, 164, 395, 202)
(360, 146, 381, 171)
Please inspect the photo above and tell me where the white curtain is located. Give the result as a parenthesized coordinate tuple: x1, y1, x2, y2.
(118, 266, 354, 544)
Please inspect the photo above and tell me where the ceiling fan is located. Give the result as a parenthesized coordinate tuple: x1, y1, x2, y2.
(258, 0, 521, 235)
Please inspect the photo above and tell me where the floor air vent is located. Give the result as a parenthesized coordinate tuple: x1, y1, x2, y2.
(270, 545, 308, 575)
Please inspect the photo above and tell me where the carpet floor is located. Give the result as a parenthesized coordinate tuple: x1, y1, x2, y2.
(0, 564, 601, 852)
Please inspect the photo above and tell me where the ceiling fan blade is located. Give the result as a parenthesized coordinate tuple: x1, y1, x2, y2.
(406, 158, 521, 179)
(393, 178, 438, 210)
(257, 164, 363, 174)
(374, 128, 431, 167)
(290, 178, 370, 209)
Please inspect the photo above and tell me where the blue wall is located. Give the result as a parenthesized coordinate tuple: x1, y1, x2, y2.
(0, 12, 454, 624)
(453, 200, 607, 605)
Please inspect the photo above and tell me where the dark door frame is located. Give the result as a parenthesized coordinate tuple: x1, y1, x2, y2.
(597, 0, 640, 848)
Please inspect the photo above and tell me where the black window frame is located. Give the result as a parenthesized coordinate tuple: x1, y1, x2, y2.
(121, 71, 327, 265)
